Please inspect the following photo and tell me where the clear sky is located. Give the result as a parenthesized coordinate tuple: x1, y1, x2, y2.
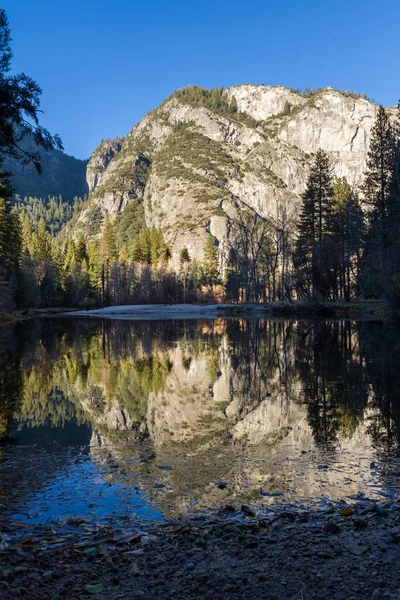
(3, 0, 400, 159)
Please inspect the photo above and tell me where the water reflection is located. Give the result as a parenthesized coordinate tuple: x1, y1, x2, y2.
(0, 317, 400, 523)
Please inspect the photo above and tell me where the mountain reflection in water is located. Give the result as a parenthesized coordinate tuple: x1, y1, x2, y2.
(0, 317, 400, 524)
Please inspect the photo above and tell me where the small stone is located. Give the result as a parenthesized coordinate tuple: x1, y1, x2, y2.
(1, 567, 14, 581)
(42, 571, 54, 580)
(354, 519, 368, 529)
(241, 505, 255, 517)
(141, 536, 150, 545)
(131, 563, 140, 576)
(372, 590, 386, 600)
(187, 562, 195, 570)
(325, 522, 340, 534)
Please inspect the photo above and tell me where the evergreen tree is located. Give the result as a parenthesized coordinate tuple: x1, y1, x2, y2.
(203, 234, 219, 288)
(363, 106, 394, 224)
(179, 246, 191, 300)
(101, 215, 118, 264)
(101, 215, 118, 301)
(33, 219, 53, 263)
(75, 232, 88, 263)
(361, 105, 399, 298)
(330, 178, 364, 300)
(132, 229, 151, 264)
(149, 227, 167, 266)
(19, 212, 33, 256)
(180, 247, 190, 265)
(0, 179, 21, 279)
(294, 150, 333, 299)
(63, 239, 77, 271)
(87, 243, 102, 296)
(119, 243, 130, 264)
(0, 10, 62, 172)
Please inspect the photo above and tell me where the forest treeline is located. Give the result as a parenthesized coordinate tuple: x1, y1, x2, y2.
(1, 102, 399, 309)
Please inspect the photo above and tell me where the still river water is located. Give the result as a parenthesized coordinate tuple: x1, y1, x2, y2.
(1, 317, 400, 529)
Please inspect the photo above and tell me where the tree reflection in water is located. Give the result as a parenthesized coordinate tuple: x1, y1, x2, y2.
(0, 317, 400, 519)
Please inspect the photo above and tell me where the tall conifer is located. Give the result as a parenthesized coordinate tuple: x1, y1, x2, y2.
(294, 149, 333, 299)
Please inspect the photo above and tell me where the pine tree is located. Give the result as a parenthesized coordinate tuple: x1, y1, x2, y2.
(294, 150, 333, 299)
(101, 215, 118, 301)
(0, 10, 62, 171)
(132, 229, 151, 264)
(179, 247, 191, 300)
(32, 219, 52, 263)
(331, 178, 364, 300)
(363, 105, 394, 225)
(361, 105, 397, 297)
(0, 196, 20, 278)
(0, 178, 21, 279)
(75, 232, 88, 264)
(180, 247, 190, 265)
(63, 239, 77, 272)
(149, 227, 167, 266)
(203, 234, 219, 288)
(101, 215, 118, 265)
(19, 212, 33, 256)
(119, 243, 130, 264)
(87, 243, 102, 295)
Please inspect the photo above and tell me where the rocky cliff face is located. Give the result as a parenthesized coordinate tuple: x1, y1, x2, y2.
(80, 85, 386, 267)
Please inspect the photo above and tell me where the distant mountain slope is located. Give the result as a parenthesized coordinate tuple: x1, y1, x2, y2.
(3, 139, 88, 202)
(72, 84, 389, 269)
(6, 85, 391, 256)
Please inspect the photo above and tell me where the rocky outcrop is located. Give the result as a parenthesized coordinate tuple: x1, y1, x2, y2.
(78, 85, 390, 268)
(86, 139, 122, 193)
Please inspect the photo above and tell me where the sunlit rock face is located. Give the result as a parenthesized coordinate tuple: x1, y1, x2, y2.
(225, 85, 308, 121)
(77, 84, 390, 269)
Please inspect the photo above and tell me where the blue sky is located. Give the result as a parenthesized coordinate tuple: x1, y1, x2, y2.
(3, 0, 400, 159)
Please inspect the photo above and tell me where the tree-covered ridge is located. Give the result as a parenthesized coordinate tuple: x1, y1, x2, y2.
(154, 122, 241, 187)
(13, 194, 86, 237)
(5, 147, 88, 202)
(167, 86, 259, 128)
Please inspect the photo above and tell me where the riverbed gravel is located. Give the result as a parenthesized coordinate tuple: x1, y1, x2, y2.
(1, 501, 400, 599)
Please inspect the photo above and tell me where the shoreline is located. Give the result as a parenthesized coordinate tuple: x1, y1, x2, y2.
(62, 300, 391, 321)
(1, 499, 399, 599)
(0, 300, 391, 326)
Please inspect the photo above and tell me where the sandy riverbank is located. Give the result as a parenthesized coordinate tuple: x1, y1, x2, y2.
(63, 300, 390, 321)
(63, 303, 252, 320)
